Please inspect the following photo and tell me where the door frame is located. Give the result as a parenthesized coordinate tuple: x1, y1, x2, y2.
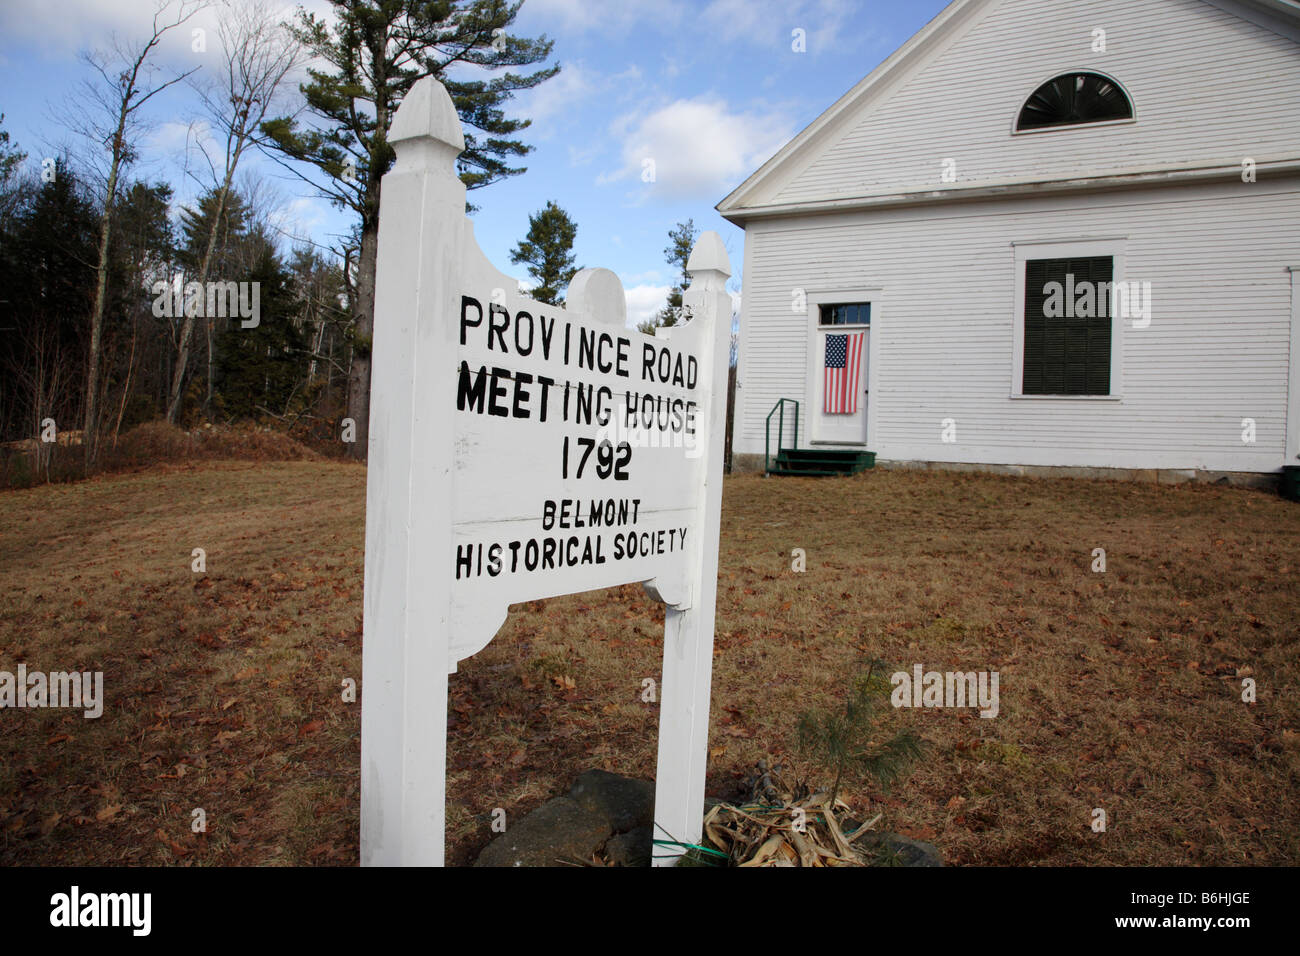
(802, 287, 881, 447)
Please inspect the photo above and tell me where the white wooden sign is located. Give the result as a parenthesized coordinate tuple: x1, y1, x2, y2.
(360, 76, 731, 866)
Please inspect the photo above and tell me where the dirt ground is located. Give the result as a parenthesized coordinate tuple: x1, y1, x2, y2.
(1, 460, 1297, 865)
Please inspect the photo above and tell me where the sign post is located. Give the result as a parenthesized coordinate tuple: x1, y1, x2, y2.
(360, 76, 731, 866)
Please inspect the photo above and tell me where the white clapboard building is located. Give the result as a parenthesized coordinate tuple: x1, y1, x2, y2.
(721, 0, 1300, 484)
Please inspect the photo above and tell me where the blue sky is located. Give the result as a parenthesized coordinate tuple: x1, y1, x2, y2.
(0, 0, 949, 326)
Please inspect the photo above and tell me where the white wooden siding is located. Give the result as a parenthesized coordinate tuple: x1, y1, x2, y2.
(761, 0, 1300, 207)
(734, 178, 1300, 472)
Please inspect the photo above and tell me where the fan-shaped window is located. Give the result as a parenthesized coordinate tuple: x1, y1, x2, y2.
(1016, 72, 1133, 131)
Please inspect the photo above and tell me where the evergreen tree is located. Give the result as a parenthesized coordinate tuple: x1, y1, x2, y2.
(0, 114, 23, 182)
(104, 181, 176, 433)
(177, 188, 249, 276)
(797, 659, 923, 807)
(114, 182, 174, 283)
(509, 200, 578, 305)
(262, 0, 559, 460)
(0, 114, 27, 229)
(639, 218, 697, 335)
(0, 161, 98, 441)
(213, 238, 307, 420)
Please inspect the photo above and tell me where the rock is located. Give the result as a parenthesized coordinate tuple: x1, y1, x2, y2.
(567, 770, 654, 833)
(604, 824, 654, 867)
(856, 832, 944, 867)
(473, 796, 611, 867)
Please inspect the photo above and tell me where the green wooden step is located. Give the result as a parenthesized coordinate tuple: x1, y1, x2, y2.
(767, 448, 875, 477)
(1282, 466, 1300, 502)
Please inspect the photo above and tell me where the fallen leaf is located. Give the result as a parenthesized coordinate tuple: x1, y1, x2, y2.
(155, 828, 191, 858)
(95, 804, 122, 822)
(298, 719, 325, 737)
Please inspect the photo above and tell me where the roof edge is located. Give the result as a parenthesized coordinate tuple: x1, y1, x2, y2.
(719, 158, 1300, 225)
(716, 0, 989, 215)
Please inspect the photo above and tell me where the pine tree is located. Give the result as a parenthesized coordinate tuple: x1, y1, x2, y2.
(106, 181, 175, 437)
(0, 114, 26, 228)
(509, 200, 578, 305)
(261, 0, 559, 460)
(638, 218, 697, 335)
(213, 237, 307, 421)
(0, 114, 23, 182)
(0, 162, 98, 445)
(177, 189, 249, 276)
(797, 658, 923, 807)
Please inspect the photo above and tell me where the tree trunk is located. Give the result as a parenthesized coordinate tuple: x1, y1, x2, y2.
(112, 311, 139, 447)
(204, 314, 214, 417)
(347, 221, 378, 461)
(85, 150, 122, 468)
(166, 167, 235, 424)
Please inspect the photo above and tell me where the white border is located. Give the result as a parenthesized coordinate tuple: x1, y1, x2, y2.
(802, 287, 881, 446)
(1009, 69, 1138, 137)
(1287, 266, 1300, 463)
(1010, 238, 1127, 400)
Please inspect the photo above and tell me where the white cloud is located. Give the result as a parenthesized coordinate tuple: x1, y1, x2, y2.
(148, 118, 211, 155)
(624, 283, 671, 330)
(282, 195, 329, 235)
(600, 96, 791, 202)
(521, 0, 685, 35)
(2, 0, 310, 58)
(517, 61, 595, 131)
(520, 63, 645, 148)
(700, 0, 860, 52)
(567, 142, 602, 167)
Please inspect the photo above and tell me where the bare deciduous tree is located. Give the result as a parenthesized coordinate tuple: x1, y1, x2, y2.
(59, 0, 206, 465)
(166, 0, 306, 423)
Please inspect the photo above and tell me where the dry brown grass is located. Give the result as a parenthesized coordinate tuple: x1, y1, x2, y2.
(110, 421, 325, 465)
(1, 462, 1297, 866)
(0, 461, 362, 864)
(0, 421, 325, 490)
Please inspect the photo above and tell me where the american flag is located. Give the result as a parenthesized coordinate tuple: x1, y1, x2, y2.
(824, 332, 865, 414)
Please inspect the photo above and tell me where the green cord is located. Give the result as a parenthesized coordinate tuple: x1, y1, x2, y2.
(651, 838, 729, 859)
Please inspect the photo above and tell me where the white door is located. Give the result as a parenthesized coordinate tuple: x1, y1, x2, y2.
(811, 312, 869, 445)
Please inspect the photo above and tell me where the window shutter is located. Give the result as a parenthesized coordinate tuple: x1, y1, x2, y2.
(1023, 256, 1112, 396)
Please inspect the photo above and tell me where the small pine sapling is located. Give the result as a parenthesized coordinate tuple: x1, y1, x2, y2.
(797, 658, 923, 806)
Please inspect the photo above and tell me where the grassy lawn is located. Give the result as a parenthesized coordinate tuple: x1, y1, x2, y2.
(2, 460, 1297, 866)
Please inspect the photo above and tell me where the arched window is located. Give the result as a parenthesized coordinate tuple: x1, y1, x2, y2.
(1016, 72, 1133, 131)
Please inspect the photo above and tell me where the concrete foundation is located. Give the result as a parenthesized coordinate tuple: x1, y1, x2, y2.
(729, 452, 1280, 491)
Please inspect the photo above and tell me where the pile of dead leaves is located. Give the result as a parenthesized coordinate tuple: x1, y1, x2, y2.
(700, 794, 882, 866)
(697, 764, 884, 866)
